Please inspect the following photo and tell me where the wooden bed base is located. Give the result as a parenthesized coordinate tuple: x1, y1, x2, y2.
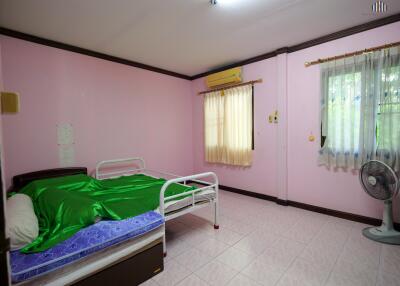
(73, 242, 163, 286)
(9, 167, 88, 192)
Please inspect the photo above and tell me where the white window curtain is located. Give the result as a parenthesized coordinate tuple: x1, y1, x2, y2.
(319, 46, 400, 171)
(204, 85, 253, 166)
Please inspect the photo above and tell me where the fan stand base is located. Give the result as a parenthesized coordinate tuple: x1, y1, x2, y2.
(362, 227, 400, 245)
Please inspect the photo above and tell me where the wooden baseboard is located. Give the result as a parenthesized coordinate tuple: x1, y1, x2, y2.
(276, 199, 289, 206)
(218, 184, 277, 202)
(287, 200, 381, 225)
(211, 183, 399, 230)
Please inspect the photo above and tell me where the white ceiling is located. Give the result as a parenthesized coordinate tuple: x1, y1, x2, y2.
(1, 0, 400, 77)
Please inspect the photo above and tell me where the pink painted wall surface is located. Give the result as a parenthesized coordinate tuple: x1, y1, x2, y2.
(192, 21, 400, 220)
(0, 36, 194, 188)
(1, 21, 400, 220)
(287, 21, 400, 220)
(192, 58, 279, 197)
(0, 41, 3, 89)
(0, 41, 5, 190)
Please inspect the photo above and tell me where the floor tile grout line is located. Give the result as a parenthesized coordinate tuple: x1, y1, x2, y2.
(176, 215, 246, 239)
(279, 218, 346, 286)
(215, 225, 272, 285)
(168, 257, 194, 286)
(192, 259, 237, 285)
(375, 243, 383, 286)
(224, 271, 242, 286)
(321, 224, 353, 286)
(239, 271, 263, 285)
(272, 237, 312, 286)
(215, 245, 261, 274)
(162, 192, 387, 286)
(193, 272, 211, 285)
(193, 200, 326, 285)
(234, 234, 306, 285)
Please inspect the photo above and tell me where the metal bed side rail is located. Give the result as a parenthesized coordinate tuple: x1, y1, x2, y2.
(159, 171, 220, 255)
(164, 185, 217, 201)
(94, 157, 220, 256)
(159, 172, 219, 217)
(96, 158, 216, 186)
(144, 169, 215, 186)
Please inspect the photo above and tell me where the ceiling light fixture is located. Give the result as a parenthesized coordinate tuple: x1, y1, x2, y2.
(372, 1, 388, 13)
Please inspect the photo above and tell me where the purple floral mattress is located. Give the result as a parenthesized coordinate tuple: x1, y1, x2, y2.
(10, 211, 164, 283)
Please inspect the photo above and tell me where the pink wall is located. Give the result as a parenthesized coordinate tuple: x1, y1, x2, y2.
(192, 21, 400, 220)
(287, 21, 400, 219)
(0, 41, 5, 190)
(192, 57, 279, 197)
(1, 21, 400, 220)
(0, 41, 3, 90)
(0, 36, 194, 188)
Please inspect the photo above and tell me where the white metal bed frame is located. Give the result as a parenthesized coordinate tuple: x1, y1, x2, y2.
(95, 157, 219, 255)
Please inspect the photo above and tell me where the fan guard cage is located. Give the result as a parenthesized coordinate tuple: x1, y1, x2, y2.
(359, 160, 399, 200)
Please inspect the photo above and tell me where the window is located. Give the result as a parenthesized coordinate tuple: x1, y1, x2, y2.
(320, 47, 400, 170)
(204, 84, 253, 166)
(376, 65, 400, 151)
(324, 71, 361, 153)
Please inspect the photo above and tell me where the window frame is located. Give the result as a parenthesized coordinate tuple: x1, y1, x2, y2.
(320, 60, 400, 152)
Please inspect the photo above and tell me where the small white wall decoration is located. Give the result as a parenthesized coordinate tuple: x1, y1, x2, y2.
(57, 123, 75, 167)
(57, 123, 74, 145)
(58, 145, 75, 167)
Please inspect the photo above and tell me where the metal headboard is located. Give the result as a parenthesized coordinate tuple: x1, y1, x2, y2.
(95, 158, 146, 180)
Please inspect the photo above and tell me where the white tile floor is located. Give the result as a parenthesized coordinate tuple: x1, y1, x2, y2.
(142, 191, 400, 286)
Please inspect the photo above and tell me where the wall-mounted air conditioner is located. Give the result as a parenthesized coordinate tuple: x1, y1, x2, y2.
(205, 67, 242, 88)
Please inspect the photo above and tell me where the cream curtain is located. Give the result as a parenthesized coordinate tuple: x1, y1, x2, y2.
(204, 85, 253, 166)
(319, 46, 400, 170)
(376, 48, 400, 170)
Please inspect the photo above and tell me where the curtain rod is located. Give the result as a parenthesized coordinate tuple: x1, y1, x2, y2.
(198, 79, 263, 95)
(304, 41, 400, 67)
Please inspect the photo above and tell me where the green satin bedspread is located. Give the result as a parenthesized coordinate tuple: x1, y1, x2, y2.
(19, 174, 195, 253)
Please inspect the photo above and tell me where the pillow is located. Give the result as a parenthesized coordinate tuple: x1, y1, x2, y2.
(6, 194, 39, 250)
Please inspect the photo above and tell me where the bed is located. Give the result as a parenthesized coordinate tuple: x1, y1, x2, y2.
(8, 168, 165, 286)
(95, 157, 220, 254)
(8, 161, 219, 285)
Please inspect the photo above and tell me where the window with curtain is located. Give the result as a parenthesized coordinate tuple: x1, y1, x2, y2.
(204, 84, 253, 166)
(319, 47, 400, 171)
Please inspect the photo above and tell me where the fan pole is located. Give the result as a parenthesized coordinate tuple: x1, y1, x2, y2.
(381, 200, 394, 232)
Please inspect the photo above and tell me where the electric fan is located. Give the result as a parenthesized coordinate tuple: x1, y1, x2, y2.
(359, 160, 400, 244)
